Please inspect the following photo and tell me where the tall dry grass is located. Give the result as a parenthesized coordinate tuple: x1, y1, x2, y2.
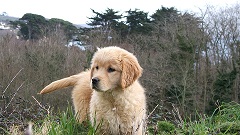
(0, 33, 94, 106)
(0, 32, 95, 132)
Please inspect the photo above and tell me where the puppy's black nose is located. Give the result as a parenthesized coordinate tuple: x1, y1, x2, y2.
(92, 77, 100, 85)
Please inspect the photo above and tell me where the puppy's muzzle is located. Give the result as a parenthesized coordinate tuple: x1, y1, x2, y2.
(92, 77, 100, 90)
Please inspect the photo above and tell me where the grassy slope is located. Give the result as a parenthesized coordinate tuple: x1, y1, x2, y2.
(4, 102, 240, 135)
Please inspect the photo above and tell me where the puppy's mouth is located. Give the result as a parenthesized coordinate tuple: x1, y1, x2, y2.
(92, 85, 102, 92)
(92, 85, 112, 92)
(93, 87, 109, 92)
(91, 77, 107, 92)
(91, 78, 113, 92)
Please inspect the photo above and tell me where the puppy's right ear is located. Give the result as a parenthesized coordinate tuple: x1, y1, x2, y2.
(121, 54, 142, 89)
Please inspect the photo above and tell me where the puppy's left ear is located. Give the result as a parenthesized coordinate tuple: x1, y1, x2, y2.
(121, 54, 142, 89)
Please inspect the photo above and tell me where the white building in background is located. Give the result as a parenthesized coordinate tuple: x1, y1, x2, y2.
(0, 22, 10, 30)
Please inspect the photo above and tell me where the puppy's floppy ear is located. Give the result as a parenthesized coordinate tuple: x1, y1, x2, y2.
(121, 54, 142, 89)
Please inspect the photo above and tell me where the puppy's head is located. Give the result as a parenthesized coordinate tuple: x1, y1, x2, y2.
(90, 46, 142, 92)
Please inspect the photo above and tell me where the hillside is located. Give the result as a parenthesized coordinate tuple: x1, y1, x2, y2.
(0, 15, 19, 22)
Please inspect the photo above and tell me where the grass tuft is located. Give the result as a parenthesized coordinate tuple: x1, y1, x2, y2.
(33, 105, 91, 135)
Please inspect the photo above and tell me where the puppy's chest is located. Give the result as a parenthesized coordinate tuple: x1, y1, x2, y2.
(91, 92, 145, 133)
(96, 93, 137, 117)
(104, 96, 132, 113)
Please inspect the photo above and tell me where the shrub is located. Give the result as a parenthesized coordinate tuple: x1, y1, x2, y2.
(157, 121, 175, 133)
(148, 121, 175, 134)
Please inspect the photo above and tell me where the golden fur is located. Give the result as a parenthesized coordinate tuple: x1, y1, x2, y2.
(40, 46, 146, 134)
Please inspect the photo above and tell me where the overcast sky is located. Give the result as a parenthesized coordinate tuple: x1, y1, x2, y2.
(0, 0, 239, 24)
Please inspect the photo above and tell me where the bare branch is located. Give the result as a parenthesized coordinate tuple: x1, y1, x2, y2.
(32, 96, 51, 115)
(3, 68, 24, 95)
(4, 81, 25, 111)
(146, 104, 159, 119)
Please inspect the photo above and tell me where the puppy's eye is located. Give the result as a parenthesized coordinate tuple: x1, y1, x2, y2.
(108, 67, 115, 73)
(96, 66, 99, 70)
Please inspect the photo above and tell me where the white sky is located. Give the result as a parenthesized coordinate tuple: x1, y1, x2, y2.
(0, 0, 239, 24)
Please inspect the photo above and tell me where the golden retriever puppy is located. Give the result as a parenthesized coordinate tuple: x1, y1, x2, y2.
(40, 46, 146, 134)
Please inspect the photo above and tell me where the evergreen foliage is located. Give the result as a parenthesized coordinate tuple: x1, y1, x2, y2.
(10, 13, 77, 40)
(125, 9, 152, 34)
(19, 13, 47, 40)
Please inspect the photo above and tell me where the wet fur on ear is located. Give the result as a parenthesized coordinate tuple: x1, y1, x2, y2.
(121, 54, 142, 89)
